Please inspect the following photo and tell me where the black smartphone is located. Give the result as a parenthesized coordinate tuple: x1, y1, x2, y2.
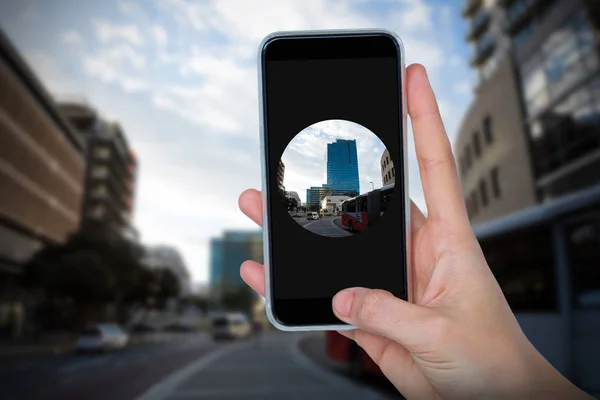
(258, 30, 410, 330)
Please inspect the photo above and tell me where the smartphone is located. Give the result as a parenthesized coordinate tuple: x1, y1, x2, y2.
(258, 29, 410, 331)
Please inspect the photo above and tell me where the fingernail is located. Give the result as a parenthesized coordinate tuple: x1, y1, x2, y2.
(333, 290, 355, 318)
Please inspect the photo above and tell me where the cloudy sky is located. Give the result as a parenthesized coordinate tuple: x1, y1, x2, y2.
(283, 120, 387, 202)
(0, 0, 474, 284)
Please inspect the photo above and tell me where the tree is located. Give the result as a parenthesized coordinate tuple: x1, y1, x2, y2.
(221, 285, 255, 313)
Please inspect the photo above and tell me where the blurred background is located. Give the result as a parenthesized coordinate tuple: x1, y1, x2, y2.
(0, 0, 598, 399)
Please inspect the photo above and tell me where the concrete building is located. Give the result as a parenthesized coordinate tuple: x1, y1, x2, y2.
(0, 30, 86, 337)
(503, 0, 600, 200)
(209, 230, 263, 303)
(277, 160, 285, 192)
(321, 195, 350, 214)
(58, 101, 138, 234)
(145, 245, 192, 297)
(455, 56, 537, 224)
(286, 191, 301, 206)
(380, 148, 395, 186)
(306, 186, 357, 210)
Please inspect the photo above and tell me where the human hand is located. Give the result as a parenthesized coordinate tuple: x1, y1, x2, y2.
(238, 64, 592, 400)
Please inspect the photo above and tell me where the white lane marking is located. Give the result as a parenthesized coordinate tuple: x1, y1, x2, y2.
(303, 220, 319, 228)
(290, 334, 387, 399)
(134, 343, 243, 400)
(170, 386, 336, 398)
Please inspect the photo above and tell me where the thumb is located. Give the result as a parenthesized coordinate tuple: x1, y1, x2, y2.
(333, 287, 435, 348)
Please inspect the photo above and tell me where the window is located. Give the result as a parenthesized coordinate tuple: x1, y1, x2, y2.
(490, 167, 501, 198)
(568, 216, 600, 309)
(513, 21, 534, 50)
(472, 132, 481, 157)
(464, 144, 472, 170)
(345, 200, 356, 213)
(94, 146, 111, 159)
(391, 167, 395, 177)
(483, 116, 493, 144)
(479, 179, 489, 207)
(481, 227, 557, 311)
(357, 197, 368, 212)
(386, 156, 389, 166)
(91, 166, 109, 179)
(380, 189, 393, 213)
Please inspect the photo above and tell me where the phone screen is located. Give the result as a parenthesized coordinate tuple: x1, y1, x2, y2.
(261, 33, 407, 327)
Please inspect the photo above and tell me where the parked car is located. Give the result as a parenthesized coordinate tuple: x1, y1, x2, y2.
(307, 211, 319, 220)
(75, 323, 129, 353)
(210, 313, 251, 340)
(130, 322, 157, 333)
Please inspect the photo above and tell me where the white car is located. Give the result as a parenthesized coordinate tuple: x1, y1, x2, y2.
(75, 323, 129, 353)
(210, 313, 251, 340)
(307, 212, 319, 220)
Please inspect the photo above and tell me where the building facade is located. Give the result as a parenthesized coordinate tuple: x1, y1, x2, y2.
(321, 195, 350, 214)
(145, 245, 192, 297)
(504, 0, 600, 200)
(306, 186, 357, 210)
(58, 101, 138, 234)
(0, 30, 86, 337)
(209, 230, 263, 303)
(380, 148, 395, 186)
(455, 56, 537, 224)
(325, 139, 360, 193)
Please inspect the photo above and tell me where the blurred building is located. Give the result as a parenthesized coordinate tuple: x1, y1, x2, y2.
(457, 0, 600, 224)
(277, 160, 285, 192)
(456, 57, 536, 224)
(380, 148, 395, 186)
(502, 0, 600, 200)
(58, 101, 138, 234)
(325, 139, 360, 194)
(209, 230, 263, 302)
(145, 245, 192, 297)
(0, 30, 86, 336)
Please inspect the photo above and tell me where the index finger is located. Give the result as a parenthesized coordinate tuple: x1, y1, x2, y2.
(407, 64, 467, 225)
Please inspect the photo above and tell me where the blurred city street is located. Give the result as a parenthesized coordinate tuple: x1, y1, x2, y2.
(0, 332, 395, 400)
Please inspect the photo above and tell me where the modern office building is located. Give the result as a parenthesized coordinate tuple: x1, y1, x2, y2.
(58, 101, 138, 234)
(502, 0, 600, 200)
(306, 186, 357, 210)
(380, 148, 395, 186)
(209, 230, 263, 303)
(325, 139, 360, 194)
(277, 160, 285, 192)
(145, 245, 192, 297)
(0, 30, 86, 337)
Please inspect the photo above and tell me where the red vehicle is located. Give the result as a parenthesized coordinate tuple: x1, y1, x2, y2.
(326, 331, 381, 378)
(341, 184, 394, 232)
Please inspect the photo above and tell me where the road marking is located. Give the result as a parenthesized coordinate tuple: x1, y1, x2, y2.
(303, 220, 318, 228)
(134, 343, 243, 400)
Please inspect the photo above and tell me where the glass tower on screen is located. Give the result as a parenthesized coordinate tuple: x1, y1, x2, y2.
(325, 139, 359, 194)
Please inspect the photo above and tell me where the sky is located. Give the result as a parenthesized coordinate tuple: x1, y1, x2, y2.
(0, 0, 475, 285)
(282, 120, 387, 202)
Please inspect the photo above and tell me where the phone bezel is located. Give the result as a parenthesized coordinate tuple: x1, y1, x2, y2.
(257, 29, 412, 331)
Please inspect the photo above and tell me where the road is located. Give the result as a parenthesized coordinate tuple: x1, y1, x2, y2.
(297, 217, 353, 237)
(0, 331, 394, 400)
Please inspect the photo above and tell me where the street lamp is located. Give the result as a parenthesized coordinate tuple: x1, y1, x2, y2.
(370, 181, 374, 190)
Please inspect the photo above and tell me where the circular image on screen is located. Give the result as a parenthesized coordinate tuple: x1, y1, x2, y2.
(278, 119, 396, 238)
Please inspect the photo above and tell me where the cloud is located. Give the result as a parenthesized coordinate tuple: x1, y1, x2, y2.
(60, 30, 84, 46)
(152, 24, 168, 47)
(93, 20, 144, 46)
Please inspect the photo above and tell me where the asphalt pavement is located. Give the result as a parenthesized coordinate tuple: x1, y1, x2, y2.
(0, 331, 395, 400)
(136, 331, 391, 400)
(300, 217, 353, 237)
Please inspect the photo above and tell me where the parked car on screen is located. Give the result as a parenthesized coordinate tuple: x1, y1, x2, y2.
(307, 211, 319, 220)
(75, 323, 129, 353)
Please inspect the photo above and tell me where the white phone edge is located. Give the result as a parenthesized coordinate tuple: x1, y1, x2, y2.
(257, 28, 412, 332)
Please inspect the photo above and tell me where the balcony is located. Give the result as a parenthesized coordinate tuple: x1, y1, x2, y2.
(503, 0, 542, 34)
(471, 36, 496, 67)
(466, 10, 491, 41)
(463, 0, 482, 17)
